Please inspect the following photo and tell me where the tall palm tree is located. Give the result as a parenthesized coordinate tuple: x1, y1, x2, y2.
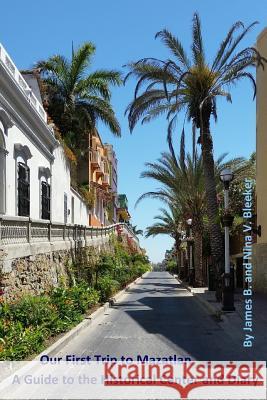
(138, 133, 252, 286)
(125, 14, 265, 274)
(138, 139, 206, 286)
(37, 42, 122, 150)
(146, 205, 183, 273)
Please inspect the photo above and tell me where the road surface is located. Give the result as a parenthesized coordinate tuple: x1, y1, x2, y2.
(55, 271, 256, 361)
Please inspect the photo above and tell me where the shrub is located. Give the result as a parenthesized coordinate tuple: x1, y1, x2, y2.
(50, 287, 82, 327)
(0, 322, 46, 361)
(166, 259, 177, 273)
(97, 276, 120, 302)
(68, 283, 99, 313)
(9, 296, 57, 328)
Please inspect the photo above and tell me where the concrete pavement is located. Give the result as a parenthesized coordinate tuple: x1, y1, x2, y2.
(52, 271, 262, 361)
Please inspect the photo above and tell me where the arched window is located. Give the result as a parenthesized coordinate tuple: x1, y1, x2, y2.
(14, 144, 32, 217)
(39, 167, 51, 220)
(17, 162, 30, 217)
(0, 128, 6, 214)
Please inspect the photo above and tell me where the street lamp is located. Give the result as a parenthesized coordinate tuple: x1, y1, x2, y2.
(186, 218, 194, 286)
(220, 168, 235, 312)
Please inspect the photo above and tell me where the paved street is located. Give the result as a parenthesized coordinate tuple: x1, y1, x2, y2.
(55, 271, 259, 361)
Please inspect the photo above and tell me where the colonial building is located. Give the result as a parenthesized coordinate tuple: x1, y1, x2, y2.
(89, 130, 112, 226)
(104, 143, 119, 224)
(0, 43, 89, 225)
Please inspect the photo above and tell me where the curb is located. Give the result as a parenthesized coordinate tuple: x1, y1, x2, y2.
(110, 271, 150, 305)
(36, 273, 147, 359)
(175, 276, 224, 320)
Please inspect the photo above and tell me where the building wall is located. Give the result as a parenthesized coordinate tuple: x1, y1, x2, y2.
(70, 187, 89, 226)
(4, 122, 51, 219)
(90, 132, 110, 226)
(105, 143, 118, 223)
(0, 42, 89, 227)
(253, 28, 267, 294)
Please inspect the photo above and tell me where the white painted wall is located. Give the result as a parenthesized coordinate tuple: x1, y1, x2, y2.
(2, 124, 90, 225)
(4, 124, 51, 219)
(51, 146, 89, 224)
(70, 188, 89, 225)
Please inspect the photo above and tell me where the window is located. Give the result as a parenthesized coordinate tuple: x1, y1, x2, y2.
(41, 181, 50, 220)
(39, 167, 51, 220)
(18, 162, 30, 216)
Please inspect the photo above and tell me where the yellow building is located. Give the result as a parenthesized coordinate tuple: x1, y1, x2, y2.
(253, 28, 267, 294)
(89, 130, 111, 227)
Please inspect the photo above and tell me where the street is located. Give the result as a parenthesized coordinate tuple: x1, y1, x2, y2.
(55, 272, 257, 361)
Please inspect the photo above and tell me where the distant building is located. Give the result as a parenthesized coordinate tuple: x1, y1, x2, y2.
(104, 143, 119, 224)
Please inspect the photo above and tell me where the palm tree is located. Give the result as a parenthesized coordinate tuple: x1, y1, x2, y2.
(138, 133, 252, 286)
(37, 42, 122, 150)
(146, 205, 183, 274)
(138, 138, 206, 286)
(125, 14, 265, 275)
(131, 225, 144, 236)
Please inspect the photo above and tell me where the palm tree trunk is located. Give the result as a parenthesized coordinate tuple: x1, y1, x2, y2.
(193, 228, 203, 287)
(175, 238, 181, 275)
(200, 122, 224, 279)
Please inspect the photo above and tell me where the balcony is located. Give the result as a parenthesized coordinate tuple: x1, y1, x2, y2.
(0, 43, 47, 123)
(95, 160, 105, 178)
(102, 173, 110, 187)
(91, 150, 101, 169)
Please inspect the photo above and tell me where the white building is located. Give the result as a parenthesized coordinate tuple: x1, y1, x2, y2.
(0, 43, 89, 225)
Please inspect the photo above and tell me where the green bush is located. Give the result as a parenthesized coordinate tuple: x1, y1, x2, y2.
(68, 283, 100, 313)
(0, 242, 151, 361)
(9, 296, 57, 328)
(50, 287, 82, 326)
(0, 321, 46, 361)
(166, 259, 177, 273)
(97, 276, 120, 302)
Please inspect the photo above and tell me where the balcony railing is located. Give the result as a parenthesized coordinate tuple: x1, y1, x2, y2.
(91, 150, 101, 168)
(0, 43, 47, 123)
(102, 173, 110, 186)
(0, 216, 139, 246)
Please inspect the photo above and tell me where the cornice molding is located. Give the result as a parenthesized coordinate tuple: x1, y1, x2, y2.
(0, 63, 57, 160)
(0, 107, 14, 130)
(0, 93, 55, 162)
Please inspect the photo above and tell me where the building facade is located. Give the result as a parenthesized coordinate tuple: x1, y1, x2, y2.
(104, 143, 119, 224)
(253, 28, 267, 294)
(89, 130, 112, 226)
(0, 43, 89, 225)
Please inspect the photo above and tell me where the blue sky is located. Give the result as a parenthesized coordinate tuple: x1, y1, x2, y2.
(1, 0, 266, 262)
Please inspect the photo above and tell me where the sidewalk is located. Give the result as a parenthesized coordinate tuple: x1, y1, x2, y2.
(176, 277, 267, 359)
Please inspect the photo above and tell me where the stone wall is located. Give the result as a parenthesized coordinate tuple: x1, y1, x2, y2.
(0, 237, 114, 302)
(0, 249, 74, 302)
